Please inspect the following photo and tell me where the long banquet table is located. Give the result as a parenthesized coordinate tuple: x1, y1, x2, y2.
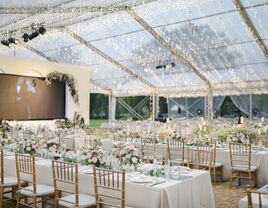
(4, 155, 215, 208)
(62, 136, 268, 186)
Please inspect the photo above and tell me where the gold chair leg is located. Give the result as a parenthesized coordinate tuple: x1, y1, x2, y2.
(220, 167, 223, 182)
(229, 169, 233, 189)
(238, 172, 241, 186)
(255, 171, 258, 188)
(33, 196, 37, 208)
(0, 186, 3, 208)
(16, 192, 20, 208)
(213, 168, 216, 184)
(249, 171, 252, 189)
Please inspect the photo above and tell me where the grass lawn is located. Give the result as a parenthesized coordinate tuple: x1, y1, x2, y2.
(89, 119, 108, 128)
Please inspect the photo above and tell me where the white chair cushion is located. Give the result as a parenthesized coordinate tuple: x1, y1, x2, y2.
(233, 165, 257, 171)
(2, 176, 18, 186)
(214, 162, 223, 168)
(19, 184, 54, 196)
(239, 194, 268, 208)
(59, 193, 96, 208)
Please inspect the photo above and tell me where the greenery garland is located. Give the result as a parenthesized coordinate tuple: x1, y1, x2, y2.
(46, 71, 79, 104)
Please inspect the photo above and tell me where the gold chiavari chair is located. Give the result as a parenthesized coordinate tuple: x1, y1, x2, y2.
(187, 144, 223, 183)
(141, 139, 156, 163)
(0, 149, 18, 208)
(247, 188, 268, 208)
(93, 167, 131, 208)
(52, 160, 96, 208)
(229, 143, 258, 189)
(61, 138, 75, 152)
(141, 139, 167, 164)
(167, 138, 186, 165)
(113, 134, 127, 143)
(84, 135, 101, 149)
(15, 154, 55, 208)
(197, 144, 223, 183)
(210, 144, 223, 183)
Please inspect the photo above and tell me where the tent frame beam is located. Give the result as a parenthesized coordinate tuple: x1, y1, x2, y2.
(232, 0, 268, 58)
(0, 6, 128, 14)
(62, 27, 156, 89)
(127, 9, 212, 86)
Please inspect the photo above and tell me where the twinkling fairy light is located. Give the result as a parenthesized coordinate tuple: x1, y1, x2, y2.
(0, 0, 267, 97)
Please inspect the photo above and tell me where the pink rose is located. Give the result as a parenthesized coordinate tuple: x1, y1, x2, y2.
(133, 150, 139, 156)
(92, 157, 98, 164)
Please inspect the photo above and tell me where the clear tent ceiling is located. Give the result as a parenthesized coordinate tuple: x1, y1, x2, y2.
(0, 0, 267, 97)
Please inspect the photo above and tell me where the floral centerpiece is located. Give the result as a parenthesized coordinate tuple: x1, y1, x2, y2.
(112, 143, 141, 170)
(24, 139, 38, 156)
(218, 125, 257, 144)
(170, 130, 182, 140)
(188, 135, 211, 146)
(0, 120, 11, 139)
(227, 133, 250, 144)
(62, 152, 78, 163)
(192, 120, 212, 136)
(43, 138, 60, 153)
(81, 146, 106, 167)
(0, 137, 10, 147)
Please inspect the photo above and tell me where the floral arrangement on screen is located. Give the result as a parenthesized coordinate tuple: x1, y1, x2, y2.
(43, 138, 60, 153)
(46, 71, 79, 104)
(112, 143, 141, 169)
(81, 146, 105, 167)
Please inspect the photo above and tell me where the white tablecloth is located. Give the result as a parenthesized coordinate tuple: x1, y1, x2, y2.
(4, 156, 215, 208)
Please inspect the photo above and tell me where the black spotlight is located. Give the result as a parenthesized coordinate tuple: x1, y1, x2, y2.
(22, 33, 29, 42)
(28, 31, 39, 40)
(197, 109, 203, 116)
(253, 108, 259, 116)
(8, 37, 16, 44)
(38, 26, 46, 35)
(178, 107, 181, 114)
(1, 40, 9, 47)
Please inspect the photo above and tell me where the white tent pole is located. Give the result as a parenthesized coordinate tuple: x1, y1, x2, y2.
(109, 95, 116, 122)
(208, 86, 213, 121)
(249, 94, 253, 119)
(152, 93, 156, 121)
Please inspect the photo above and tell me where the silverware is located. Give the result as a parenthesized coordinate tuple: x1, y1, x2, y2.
(150, 180, 166, 186)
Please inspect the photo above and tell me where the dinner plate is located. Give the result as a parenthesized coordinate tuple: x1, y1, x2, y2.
(130, 176, 153, 183)
(83, 168, 93, 174)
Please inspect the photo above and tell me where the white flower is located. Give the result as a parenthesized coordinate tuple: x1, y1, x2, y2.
(26, 147, 31, 151)
(131, 157, 138, 164)
(126, 154, 131, 159)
